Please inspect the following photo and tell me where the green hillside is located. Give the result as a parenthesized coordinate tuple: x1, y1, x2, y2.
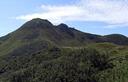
(0, 18, 128, 82)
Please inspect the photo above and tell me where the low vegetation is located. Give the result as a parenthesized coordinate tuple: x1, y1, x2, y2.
(0, 43, 127, 82)
(0, 18, 128, 82)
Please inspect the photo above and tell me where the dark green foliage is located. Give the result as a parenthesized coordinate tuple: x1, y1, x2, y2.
(0, 47, 115, 82)
(88, 49, 113, 70)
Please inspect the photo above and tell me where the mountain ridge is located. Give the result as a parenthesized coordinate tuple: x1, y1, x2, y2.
(0, 18, 127, 57)
(0, 18, 128, 46)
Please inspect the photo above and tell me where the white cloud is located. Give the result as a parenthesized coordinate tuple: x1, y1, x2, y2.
(16, 5, 84, 24)
(16, 0, 128, 27)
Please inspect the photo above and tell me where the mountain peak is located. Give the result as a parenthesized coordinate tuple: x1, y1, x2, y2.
(29, 18, 53, 26)
(20, 18, 53, 29)
(31, 18, 51, 24)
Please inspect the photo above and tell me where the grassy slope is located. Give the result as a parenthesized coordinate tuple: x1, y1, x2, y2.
(86, 43, 128, 82)
(0, 42, 127, 82)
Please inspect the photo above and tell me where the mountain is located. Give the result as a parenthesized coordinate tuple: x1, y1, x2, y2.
(8, 18, 104, 46)
(0, 18, 128, 82)
(0, 18, 128, 57)
(1, 18, 128, 48)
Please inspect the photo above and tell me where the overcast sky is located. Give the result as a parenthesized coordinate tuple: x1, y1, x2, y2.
(0, 0, 128, 36)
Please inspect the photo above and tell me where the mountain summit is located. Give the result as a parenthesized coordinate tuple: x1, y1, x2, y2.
(21, 18, 53, 29)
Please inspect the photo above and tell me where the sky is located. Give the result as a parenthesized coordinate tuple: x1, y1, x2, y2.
(0, 0, 128, 37)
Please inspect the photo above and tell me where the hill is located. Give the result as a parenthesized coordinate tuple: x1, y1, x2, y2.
(0, 18, 128, 56)
(0, 18, 128, 82)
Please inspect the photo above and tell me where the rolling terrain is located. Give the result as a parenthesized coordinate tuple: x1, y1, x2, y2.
(0, 18, 128, 82)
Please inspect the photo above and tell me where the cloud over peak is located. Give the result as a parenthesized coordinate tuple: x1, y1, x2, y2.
(16, 0, 128, 28)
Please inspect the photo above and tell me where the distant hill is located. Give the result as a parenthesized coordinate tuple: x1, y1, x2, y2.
(103, 34, 128, 45)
